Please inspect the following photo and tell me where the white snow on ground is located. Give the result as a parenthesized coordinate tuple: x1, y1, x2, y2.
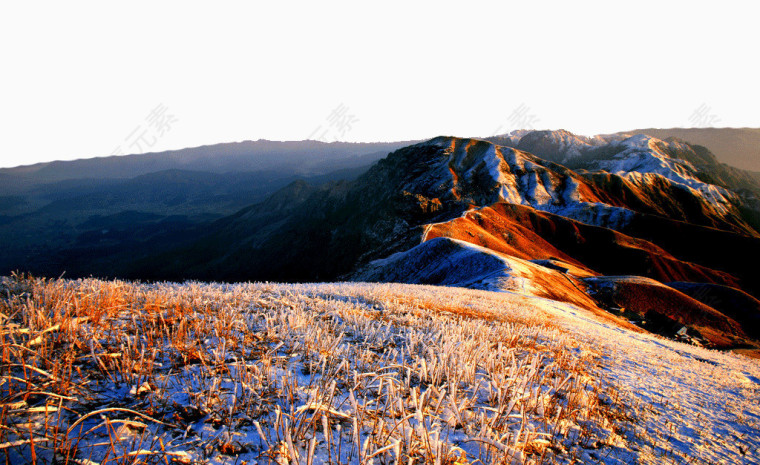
(2, 276, 758, 464)
(536, 297, 760, 464)
(526, 130, 608, 161)
(355, 237, 548, 296)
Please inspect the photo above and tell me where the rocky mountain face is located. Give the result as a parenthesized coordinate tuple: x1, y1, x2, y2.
(489, 130, 760, 231)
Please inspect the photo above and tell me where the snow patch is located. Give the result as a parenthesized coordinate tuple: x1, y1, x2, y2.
(355, 237, 539, 295)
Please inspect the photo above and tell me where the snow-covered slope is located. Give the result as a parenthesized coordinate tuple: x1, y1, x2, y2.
(590, 135, 740, 216)
(539, 292, 760, 464)
(420, 203, 740, 291)
(411, 135, 754, 235)
(492, 130, 753, 227)
(354, 237, 523, 290)
(410, 137, 638, 230)
(344, 136, 760, 348)
(354, 236, 624, 316)
(4, 276, 758, 464)
(356, 237, 588, 300)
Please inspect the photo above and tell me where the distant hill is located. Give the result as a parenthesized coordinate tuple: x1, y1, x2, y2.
(0, 139, 416, 192)
(0, 139, 415, 277)
(617, 128, 760, 172)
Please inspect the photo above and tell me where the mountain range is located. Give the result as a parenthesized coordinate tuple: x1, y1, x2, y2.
(0, 139, 415, 277)
(2, 129, 760, 355)
(618, 127, 760, 172)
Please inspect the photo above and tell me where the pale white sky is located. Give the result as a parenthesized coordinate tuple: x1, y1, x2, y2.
(0, 1, 757, 168)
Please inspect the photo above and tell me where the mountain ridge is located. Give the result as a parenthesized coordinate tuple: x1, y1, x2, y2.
(618, 127, 760, 172)
(0, 139, 417, 190)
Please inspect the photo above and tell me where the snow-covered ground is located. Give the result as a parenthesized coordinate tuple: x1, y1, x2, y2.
(2, 276, 758, 464)
(538, 297, 760, 464)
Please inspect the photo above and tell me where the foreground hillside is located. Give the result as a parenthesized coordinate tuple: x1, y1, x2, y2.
(2, 274, 758, 464)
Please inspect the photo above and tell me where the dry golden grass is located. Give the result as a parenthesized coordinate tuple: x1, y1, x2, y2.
(1, 273, 643, 464)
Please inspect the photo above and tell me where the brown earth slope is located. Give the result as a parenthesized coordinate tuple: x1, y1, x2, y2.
(425, 202, 741, 288)
(584, 276, 750, 348)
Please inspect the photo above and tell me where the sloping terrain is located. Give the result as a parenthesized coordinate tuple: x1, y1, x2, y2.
(666, 281, 760, 341)
(142, 134, 760, 280)
(108, 133, 760, 350)
(4, 130, 760, 463)
(584, 276, 748, 348)
(490, 130, 760, 229)
(2, 275, 758, 464)
(620, 127, 760, 172)
(0, 140, 411, 277)
(422, 203, 740, 288)
(353, 237, 606, 314)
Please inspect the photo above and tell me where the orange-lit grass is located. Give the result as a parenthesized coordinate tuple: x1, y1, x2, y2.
(0, 274, 638, 464)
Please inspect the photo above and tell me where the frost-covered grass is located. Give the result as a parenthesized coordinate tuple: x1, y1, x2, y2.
(1, 273, 758, 464)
